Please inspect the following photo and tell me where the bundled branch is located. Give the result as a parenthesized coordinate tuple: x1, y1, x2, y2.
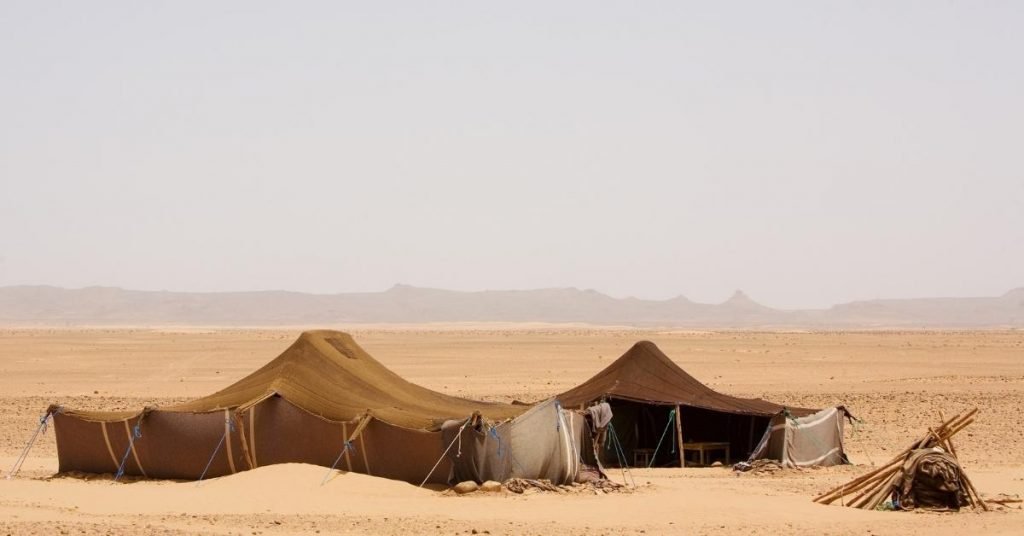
(813, 408, 988, 511)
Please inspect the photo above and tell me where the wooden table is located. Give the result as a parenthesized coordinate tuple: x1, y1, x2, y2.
(633, 448, 655, 467)
(682, 442, 730, 466)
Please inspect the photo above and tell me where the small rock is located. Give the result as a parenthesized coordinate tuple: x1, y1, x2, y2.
(711, 461, 723, 467)
(453, 481, 479, 494)
(480, 480, 502, 492)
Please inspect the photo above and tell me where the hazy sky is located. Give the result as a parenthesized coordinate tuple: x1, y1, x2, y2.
(1, 2, 1022, 309)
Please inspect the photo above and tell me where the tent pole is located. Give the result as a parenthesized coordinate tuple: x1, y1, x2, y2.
(675, 405, 684, 468)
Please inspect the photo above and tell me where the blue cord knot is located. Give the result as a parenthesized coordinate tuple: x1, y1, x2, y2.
(488, 427, 504, 457)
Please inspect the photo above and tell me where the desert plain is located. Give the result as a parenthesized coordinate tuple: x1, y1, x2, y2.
(1, 326, 1022, 535)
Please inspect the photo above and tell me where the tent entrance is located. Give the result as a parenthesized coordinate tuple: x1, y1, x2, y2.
(587, 399, 769, 468)
(677, 405, 770, 466)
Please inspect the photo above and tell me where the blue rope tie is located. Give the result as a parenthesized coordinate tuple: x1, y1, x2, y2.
(321, 440, 356, 485)
(114, 423, 143, 482)
(489, 427, 503, 458)
(196, 418, 235, 486)
(487, 425, 531, 476)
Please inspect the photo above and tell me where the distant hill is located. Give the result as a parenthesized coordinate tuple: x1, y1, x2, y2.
(0, 284, 1021, 328)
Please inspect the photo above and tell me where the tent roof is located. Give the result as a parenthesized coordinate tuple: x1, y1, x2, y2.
(557, 340, 802, 417)
(60, 330, 527, 429)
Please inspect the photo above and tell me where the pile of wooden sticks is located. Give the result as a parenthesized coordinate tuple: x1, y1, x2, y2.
(813, 408, 988, 511)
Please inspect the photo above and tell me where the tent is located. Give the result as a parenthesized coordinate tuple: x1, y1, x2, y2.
(748, 406, 850, 467)
(48, 330, 583, 484)
(558, 341, 817, 468)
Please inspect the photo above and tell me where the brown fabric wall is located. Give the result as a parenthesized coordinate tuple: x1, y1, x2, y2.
(54, 409, 248, 480)
(360, 418, 450, 484)
(54, 413, 123, 475)
(244, 395, 354, 470)
(244, 396, 451, 484)
(137, 410, 249, 480)
(53, 396, 452, 484)
(50, 330, 519, 484)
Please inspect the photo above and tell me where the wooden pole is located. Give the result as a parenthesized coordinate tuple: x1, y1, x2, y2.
(815, 448, 916, 503)
(844, 464, 901, 507)
(938, 411, 989, 512)
(937, 412, 959, 458)
(815, 408, 982, 509)
(675, 405, 685, 468)
(856, 470, 903, 510)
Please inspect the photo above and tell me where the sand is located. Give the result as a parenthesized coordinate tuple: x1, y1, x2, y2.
(1, 327, 1022, 535)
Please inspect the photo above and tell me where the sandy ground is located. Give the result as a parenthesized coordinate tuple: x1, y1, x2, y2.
(1, 327, 1022, 535)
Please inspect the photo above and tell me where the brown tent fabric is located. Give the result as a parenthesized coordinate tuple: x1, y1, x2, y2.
(894, 448, 969, 511)
(560, 341, 819, 467)
(56, 330, 524, 428)
(49, 331, 536, 483)
(558, 341, 810, 416)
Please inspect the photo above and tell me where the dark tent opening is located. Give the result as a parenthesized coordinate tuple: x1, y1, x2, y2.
(581, 399, 771, 468)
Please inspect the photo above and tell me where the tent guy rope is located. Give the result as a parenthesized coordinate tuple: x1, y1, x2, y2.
(321, 440, 355, 486)
(196, 416, 235, 487)
(648, 408, 676, 468)
(114, 422, 143, 482)
(5, 408, 57, 480)
(419, 417, 470, 488)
